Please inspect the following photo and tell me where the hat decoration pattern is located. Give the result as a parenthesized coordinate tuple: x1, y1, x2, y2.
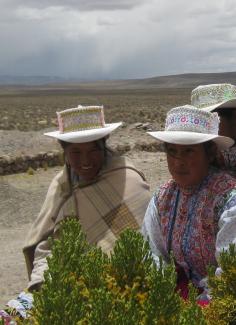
(57, 106, 105, 133)
(191, 83, 236, 109)
(147, 105, 234, 150)
(44, 105, 122, 143)
(166, 106, 219, 135)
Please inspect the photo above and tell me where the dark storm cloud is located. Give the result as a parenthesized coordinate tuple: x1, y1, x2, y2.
(0, 0, 236, 79)
(5, 0, 145, 11)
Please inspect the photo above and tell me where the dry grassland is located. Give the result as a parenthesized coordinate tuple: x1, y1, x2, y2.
(0, 85, 190, 308)
(0, 87, 190, 131)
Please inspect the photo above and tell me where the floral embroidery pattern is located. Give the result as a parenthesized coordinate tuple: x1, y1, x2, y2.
(155, 168, 236, 286)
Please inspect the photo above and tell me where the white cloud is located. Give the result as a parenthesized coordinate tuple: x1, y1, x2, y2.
(0, 0, 236, 79)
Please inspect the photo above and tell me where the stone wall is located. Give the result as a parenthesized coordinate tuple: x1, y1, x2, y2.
(0, 142, 163, 175)
(0, 150, 64, 175)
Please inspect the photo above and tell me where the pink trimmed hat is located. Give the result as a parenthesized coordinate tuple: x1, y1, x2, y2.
(44, 105, 122, 143)
(148, 105, 234, 150)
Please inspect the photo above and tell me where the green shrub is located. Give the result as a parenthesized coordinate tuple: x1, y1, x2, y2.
(5, 219, 236, 324)
(204, 244, 236, 324)
(25, 218, 205, 324)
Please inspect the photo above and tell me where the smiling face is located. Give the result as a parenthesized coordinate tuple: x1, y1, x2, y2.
(165, 143, 211, 188)
(64, 141, 105, 181)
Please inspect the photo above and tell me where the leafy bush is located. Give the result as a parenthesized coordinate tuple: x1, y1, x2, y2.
(26, 218, 205, 325)
(4, 219, 236, 324)
(203, 244, 236, 324)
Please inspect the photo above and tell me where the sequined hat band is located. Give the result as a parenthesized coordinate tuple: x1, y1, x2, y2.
(44, 105, 122, 143)
(57, 105, 105, 133)
(147, 104, 234, 150)
(165, 105, 219, 134)
(191, 83, 236, 111)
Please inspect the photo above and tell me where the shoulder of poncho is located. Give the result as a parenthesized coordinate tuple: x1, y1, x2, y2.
(103, 156, 146, 180)
(50, 165, 71, 195)
(106, 156, 134, 169)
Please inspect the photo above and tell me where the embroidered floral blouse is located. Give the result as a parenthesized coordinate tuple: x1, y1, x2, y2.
(142, 167, 236, 288)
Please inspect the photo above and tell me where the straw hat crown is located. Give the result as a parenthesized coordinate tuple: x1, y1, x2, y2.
(191, 83, 236, 112)
(147, 105, 234, 150)
(44, 105, 122, 143)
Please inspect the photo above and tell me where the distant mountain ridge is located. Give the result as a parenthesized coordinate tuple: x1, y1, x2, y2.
(92, 72, 236, 89)
(0, 72, 236, 88)
(0, 75, 66, 85)
(138, 72, 236, 88)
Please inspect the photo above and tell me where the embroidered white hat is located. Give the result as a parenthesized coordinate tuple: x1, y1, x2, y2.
(44, 105, 122, 143)
(148, 105, 234, 150)
(191, 83, 236, 112)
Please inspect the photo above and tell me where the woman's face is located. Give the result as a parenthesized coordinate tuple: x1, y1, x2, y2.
(65, 141, 105, 181)
(165, 143, 211, 188)
(218, 109, 236, 141)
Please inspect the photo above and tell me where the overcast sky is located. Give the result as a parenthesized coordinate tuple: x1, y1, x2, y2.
(1, 0, 236, 79)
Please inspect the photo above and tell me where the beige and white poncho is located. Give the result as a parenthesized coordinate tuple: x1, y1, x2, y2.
(23, 156, 150, 289)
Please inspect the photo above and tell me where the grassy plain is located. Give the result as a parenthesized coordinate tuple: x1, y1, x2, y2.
(0, 84, 189, 308)
(0, 86, 191, 131)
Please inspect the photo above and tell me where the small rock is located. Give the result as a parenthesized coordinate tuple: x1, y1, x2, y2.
(51, 118, 58, 126)
(38, 120, 47, 126)
(142, 123, 152, 130)
(134, 122, 143, 129)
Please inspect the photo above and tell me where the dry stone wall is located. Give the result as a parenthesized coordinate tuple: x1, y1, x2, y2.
(0, 142, 163, 175)
(0, 150, 64, 175)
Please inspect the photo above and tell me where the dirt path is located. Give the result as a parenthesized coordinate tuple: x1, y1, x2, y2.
(0, 130, 170, 309)
(0, 168, 61, 308)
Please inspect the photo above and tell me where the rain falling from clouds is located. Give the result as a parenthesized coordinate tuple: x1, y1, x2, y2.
(1, 0, 236, 79)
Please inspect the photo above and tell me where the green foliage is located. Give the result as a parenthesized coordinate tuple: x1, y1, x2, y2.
(110, 228, 153, 287)
(6, 222, 236, 324)
(179, 286, 207, 325)
(143, 259, 182, 325)
(27, 167, 35, 175)
(204, 244, 236, 324)
(32, 219, 102, 324)
(216, 244, 236, 297)
(25, 218, 208, 324)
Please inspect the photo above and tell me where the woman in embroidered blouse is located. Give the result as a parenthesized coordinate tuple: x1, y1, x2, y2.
(191, 83, 236, 175)
(142, 104, 236, 302)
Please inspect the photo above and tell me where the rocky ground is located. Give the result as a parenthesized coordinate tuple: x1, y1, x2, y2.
(0, 125, 170, 308)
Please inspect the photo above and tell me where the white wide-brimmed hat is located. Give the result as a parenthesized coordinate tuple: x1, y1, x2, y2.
(148, 105, 234, 150)
(44, 105, 122, 143)
(191, 83, 236, 112)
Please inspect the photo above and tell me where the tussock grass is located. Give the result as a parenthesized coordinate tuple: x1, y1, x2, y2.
(0, 87, 190, 131)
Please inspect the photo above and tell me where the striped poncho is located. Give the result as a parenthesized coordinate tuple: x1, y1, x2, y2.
(23, 156, 150, 290)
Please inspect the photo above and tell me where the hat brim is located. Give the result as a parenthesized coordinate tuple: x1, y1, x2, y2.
(202, 98, 236, 112)
(44, 122, 122, 143)
(147, 131, 234, 150)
